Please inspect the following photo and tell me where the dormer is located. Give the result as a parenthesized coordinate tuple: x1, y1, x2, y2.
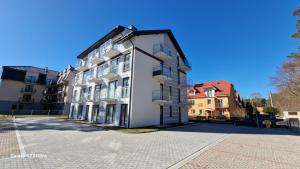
(204, 88, 215, 97)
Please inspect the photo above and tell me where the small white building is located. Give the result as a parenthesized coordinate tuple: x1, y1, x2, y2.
(283, 111, 300, 121)
(70, 25, 191, 128)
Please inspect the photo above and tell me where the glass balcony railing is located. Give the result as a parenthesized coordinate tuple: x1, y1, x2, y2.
(153, 66, 172, 78)
(153, 44, 172, 60)
(152, 90, 171, 102)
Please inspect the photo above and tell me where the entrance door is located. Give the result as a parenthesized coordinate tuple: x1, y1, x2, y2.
(120, 104, 128, 127)
(160, 106, 163, 125)
(92, 105, 99, 122)
(105, 104, 116, 124)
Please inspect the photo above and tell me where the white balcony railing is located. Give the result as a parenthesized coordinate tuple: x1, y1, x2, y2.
(99, 39, 120, 58)
(76, 60, 88, 71)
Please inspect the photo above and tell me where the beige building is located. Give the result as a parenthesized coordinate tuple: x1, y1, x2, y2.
(0, 66, 59, 112)
(43, 65, 76, 115)
(188, 80, 245, 120)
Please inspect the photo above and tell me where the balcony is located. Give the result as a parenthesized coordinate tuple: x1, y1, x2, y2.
(153, 66, 172, 82)
(216, 103, 228, 108)
(102, 66, 119, 80)
(178, 63, 191, 72)
(87, 94, 101, 103)
(101, 91, 119, 102)
(87, 72, 103, 84)
(90, 52, 105, 65)
(152, 90, 172, 105)
(76, 61, 88, 71)
(19, 98, 34, 104)
(153, 44, 172, 61)
(100, 39, 120, 59)
(74, 79, 87, 87)
(20, 88, 36, 93)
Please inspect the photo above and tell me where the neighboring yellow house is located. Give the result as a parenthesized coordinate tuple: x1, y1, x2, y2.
(188, 80, 245, 120)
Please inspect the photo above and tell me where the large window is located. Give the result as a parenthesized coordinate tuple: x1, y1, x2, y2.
(108, 80, 118, 99)
(94, 85, 101, 100)
(25, 76, 37, 83)
(87, 86, 92, 100)
(122, 77, 129, 98)
(169, 106, 173, 117)
(110, 58, 119, 73)
(123, 54, 130, 72)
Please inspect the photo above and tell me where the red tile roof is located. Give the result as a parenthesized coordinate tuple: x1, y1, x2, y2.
(188, 80, 233, 98)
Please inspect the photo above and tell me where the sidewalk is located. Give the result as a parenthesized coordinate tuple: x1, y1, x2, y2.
(0, 119, 20, 159)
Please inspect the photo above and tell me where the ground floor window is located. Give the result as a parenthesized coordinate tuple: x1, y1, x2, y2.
(105, 104, 116, 124)
(120, 104, 128, 127)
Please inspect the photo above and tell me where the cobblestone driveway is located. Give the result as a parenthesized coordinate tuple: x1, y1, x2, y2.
(0, 117, 298, 169)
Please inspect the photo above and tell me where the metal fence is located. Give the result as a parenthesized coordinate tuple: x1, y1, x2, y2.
(287, 119, 300, 134)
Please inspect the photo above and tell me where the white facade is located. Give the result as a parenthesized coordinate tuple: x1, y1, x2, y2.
(70, 26, 191, 128)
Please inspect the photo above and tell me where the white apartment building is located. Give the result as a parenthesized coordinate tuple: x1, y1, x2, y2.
(70, 25, 191, 128)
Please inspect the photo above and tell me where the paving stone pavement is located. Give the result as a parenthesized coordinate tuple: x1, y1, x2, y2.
(181, 127, 300, 169)
(0, 117, 298, 169)
(0, 119, 20, 159)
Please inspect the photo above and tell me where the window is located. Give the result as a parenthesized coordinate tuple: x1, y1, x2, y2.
(25, 76, 37, 83)
(11, 105, 17, 110)
(73, 90, 77, 101)
(207, 99, 211, 105)
(288, 112, 298, 115)
(192, 109, 195, 114)
(177, 71, 180, 84)
(178, 88, 181, 103)
(94, 85, 101, 100)
(24, 85, 33, 92)
(88, 87, 92, 100)
(123, 54, 130, 72)
(169, 106, 172, 117)
(177, 56, 180, 67)
(110, 58, 119, 73)
(169, 86, 172, 97)
(122, 77, 129, 98)
(22, 94, 32, 102)
(18, 105, 23, 110)
(217, 99, 223, 107)
(199, 110, 203, 115)
(83, 71, 89, 82)
(46, 79, 53, 86)
(189, 100, 195, 105)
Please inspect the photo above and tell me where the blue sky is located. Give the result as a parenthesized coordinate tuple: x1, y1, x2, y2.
(0, 0, 299, 98)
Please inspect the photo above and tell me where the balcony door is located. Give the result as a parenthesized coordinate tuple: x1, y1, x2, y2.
(78, 105, 83, 119)
(105, 104, 116, 124)
(108, 80, 118, 99)
(84, 105, 90, 121)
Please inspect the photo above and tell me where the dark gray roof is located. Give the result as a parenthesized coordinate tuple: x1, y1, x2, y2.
(3, 66, 59, 74)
